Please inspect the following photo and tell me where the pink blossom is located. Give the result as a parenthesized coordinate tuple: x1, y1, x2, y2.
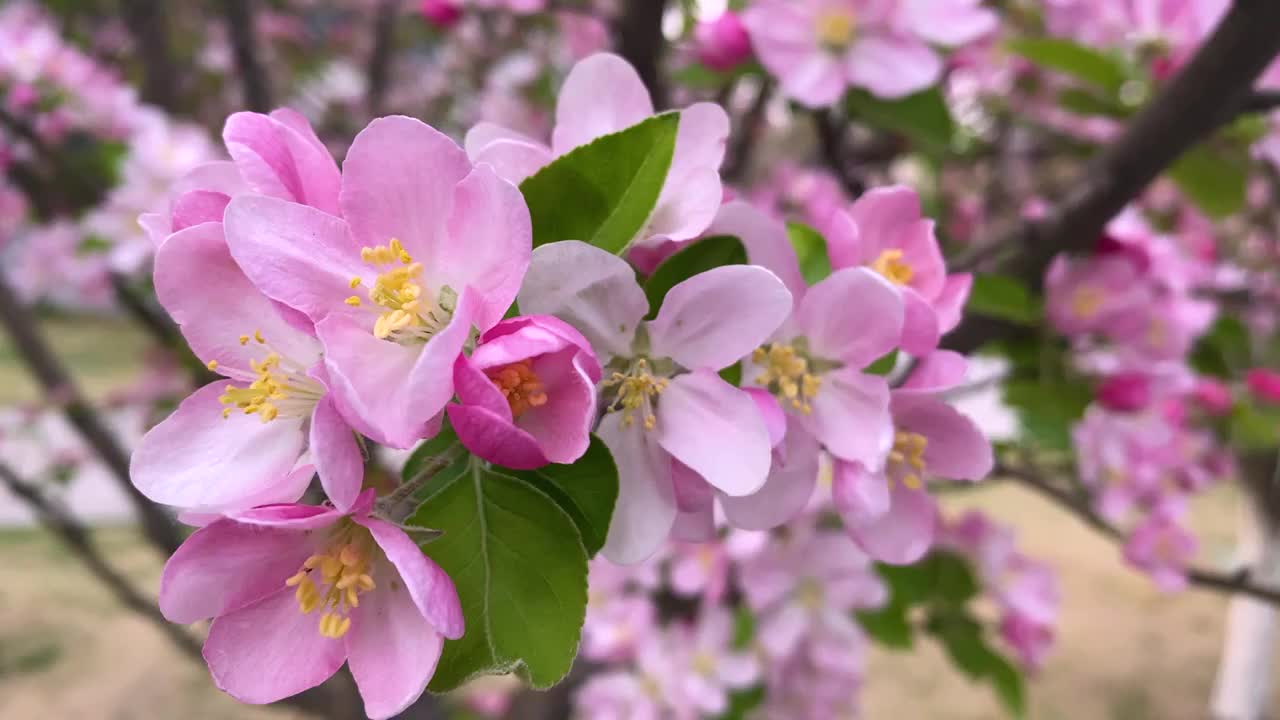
(223, 115, 532, 449)
(420, 0, 463, 28)
(694, 12, 753, 72)
(833, 352, 993, 564)
(518, 240, 792, 562)
(827, 186, 972, 354)
(1246, 368, 1280, 404)
(159, 491, 463, 719)
(743, 0, 996, 107)
(1123, 511, 1198, 592)
(131, 222, 363, 514)
(1096, 371, 1154, 412)
(448, 315, 601, 469)
(1191, 377, 1234, 416)
(466, 53, 730, 261)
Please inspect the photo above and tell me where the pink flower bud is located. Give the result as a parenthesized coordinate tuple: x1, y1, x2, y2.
(1246, 368, 1280, 405)
(694, 12, 752, 72)
(420, 0, 462, 28)
(1191, 378, 1233, 416)
(1096, 372, 1151, 413)
(5, 83, 38, 112)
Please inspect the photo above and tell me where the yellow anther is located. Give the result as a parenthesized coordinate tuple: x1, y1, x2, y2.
(604, 358, 669, 430)
(488, 360, 549, 418)
(870, 249, 914, 286)
(254, 330, 265, 344)
(206, 359, 219, 371)
(888, 431, 929, 489)
(356, 240, 451, 344)
(754, 343, 822, 414)
(288, 525, 377, 639)
(816, 9, 856, 49)
(239, 334, 250, 345)
(349, 276, 362, 289)
(1071, 287, 1105, 319)
(345, 296, 362, 306)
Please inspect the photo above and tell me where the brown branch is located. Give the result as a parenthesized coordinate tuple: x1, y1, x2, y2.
(0, 273, 183, 556)
(0, 460, 201, 658)
(723, 80, 772, 181)
(119, 0, 180, 111)
(366, 0, 402, 117)
(614, 0, 669, 109)
(812, 110, 865, 198)
(998, 462, 1280, 606)
(222, 0, 274, 112)
(943, 0, 1280, 355)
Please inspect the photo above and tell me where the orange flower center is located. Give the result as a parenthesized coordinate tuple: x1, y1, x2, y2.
(487, 360, 548, 418)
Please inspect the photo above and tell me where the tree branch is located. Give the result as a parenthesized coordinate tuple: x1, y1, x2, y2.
(366, 0, 402, 117)
(119, 0, 180, 111)
(722, 80, 772, 181)
(614, 0, 669, 109)
(943, 0, 1280, 354)
(0, 460, 201, 658)
(0, 274, 183, 556)
(812, 110, 865, 198)
(222, 0, 273, 112)
(998, 461, 1280, 606)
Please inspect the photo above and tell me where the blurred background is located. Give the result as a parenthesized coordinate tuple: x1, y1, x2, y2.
(2, 0, 1279, 718)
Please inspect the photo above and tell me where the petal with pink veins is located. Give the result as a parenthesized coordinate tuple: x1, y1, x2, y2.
(552, 53, 655, 154)
(804, 368, 892, 468)
(708, 201, 806, 298)
(339, 115, 472, 255)
(796, 268, 902, 368)
(159, 519, 313, 624)
(310, 395, 363, 511)
(657, 370, 772, 497)
(345, 575, 446, 720)
(647, 265, 792, 371)
(130, 383, 308, 512)
(204, 588, 348, 705)
(358, 516, 465, 639)
(720, 427, 819, 530)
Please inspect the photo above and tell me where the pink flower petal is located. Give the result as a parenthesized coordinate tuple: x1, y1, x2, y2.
(345, 575, 445, 720)
(647, 265, 792, 371)
(130, 383, 309, 513)
(552, 53, 655, 155)
(598, 413, 677, 564)
(223, 195, 365, 324)
(159, 519, 312, 624)
(657, 370, 772, 497)
(796, 268, 902, 368)
(804, 368, 892, 468)
(358, 516, 465, 639)
(204, 588, 347, 705)
(438, 163, 532, 330)
(845, 35, 942, 99)
(339, 115, 472, 255)
(707, 201, 807, 299)
(470, 138, 555, 185)
(844, 483, 937, 564)
(934, 273, 972, 334)
(310, 395, 363, 511)
(170, 190, 230, 231)
(897, 350, 968, 394)
(900, 287, 941, 357)
(720, 427, 819, 530)
(223, 111, 341, 215)
(447, 404, 549, 469)
(517, 241, 649, 360)
(893, 395, 993, 481)
(831, 459, 890, 525)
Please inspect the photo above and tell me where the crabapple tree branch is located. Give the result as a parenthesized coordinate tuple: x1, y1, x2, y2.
(221, 0, 274, 112)
(943, 0, 1280, 355)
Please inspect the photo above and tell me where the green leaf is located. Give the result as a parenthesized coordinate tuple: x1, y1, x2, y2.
(411, 461, 589, 691)
(1055, 87, 1130, 119)
(856, 604, 914, 649)
(519, 113, 680, 253)
(511, 435, 618, 556)
(1006, 37, 1129, 94)
(865, 350, 899, 377)
(926, 610, 1027, 719)
(1002, 379, 1091, 451)
(1167, 144, 1248, 219)
(713, 686, 765, 720)
(786, 221, 832, 285)
(1230, 402, 1280, 451)
(1189, 316, 1249, 378)
(846, 87, 956, 154)
(967, 275, 1041, 326)
(643, 235, 747, 317)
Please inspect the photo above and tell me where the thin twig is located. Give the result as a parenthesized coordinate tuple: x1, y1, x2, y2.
(222, 0, 274, 112)
(812, 110, 865, 198)
(723, 80, 772, 181)
(997, 461, 1280, 606)
(119, 0, 180, 111)
(0, 460, 201, 658)
(0, 273, 183, 556)
(366, 0, 402, 117)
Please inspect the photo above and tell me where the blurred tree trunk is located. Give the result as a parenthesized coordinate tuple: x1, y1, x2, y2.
(119, 0, 180, 111)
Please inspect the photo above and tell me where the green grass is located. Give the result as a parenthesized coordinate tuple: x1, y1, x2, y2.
(0, 315, 150, 405)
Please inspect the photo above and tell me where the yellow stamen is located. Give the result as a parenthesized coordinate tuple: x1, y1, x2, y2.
(1071, 287, 1105, 319)
(870, 249, 914, 286)
(217, 334, 324, 423)
(603, 358, 668, 430)
(888, 430, 929, 489)
(345, 296, 362, 306)
(815, 9, 856, 50)
(352, 239, 455, 344)
(239, 334, 250, 346)
(753, 343, 822, 414)
(287, 526, 377, 640)
(206, 359, 218, 371)
(487, 360, 549, 419)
